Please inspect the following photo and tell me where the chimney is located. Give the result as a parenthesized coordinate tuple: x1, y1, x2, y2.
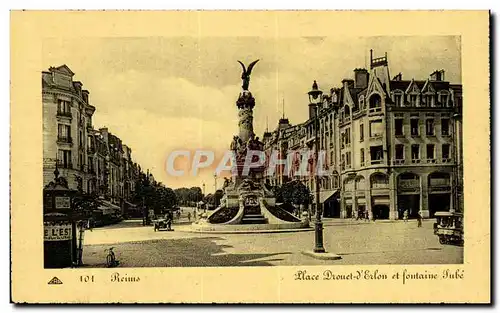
(430, 69, 445, 81)
(73, 81, 83, 95)
(392, 73, 402, 81)
(353, 68, 369, 89)
(342, 79, 354, 90)
(82, 90, 90, 104)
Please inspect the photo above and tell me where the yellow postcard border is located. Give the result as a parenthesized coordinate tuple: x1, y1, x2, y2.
(10, 10, 490, 303)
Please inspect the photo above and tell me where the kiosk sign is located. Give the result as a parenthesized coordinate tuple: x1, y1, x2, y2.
(44, 224, 72, 241)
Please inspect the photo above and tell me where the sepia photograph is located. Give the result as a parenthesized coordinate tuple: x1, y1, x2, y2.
(41, 36, 464, 268)
(10, 10, 490, 303)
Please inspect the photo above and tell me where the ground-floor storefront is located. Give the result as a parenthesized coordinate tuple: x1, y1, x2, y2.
(338, 166, 457, 220)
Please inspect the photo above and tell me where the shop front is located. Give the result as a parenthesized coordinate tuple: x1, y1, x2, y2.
(397, 173, 421, 219)
(428, 172, 452, 217)
(370, 173, 391, 220)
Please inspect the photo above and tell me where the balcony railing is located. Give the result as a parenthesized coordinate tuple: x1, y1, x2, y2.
(426, 159, 437, 164)
(56, 111, 72, 118)
(57, 136, 73, 144)
(442, 158, 452, 163)
(411, 159, 421, 164)
(370, 159, 383, 165)
(393, 159, 405, 165)
(368, 107, 382, 114)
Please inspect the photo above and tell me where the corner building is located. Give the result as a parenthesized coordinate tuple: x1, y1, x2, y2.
(337, 51, 462, 219)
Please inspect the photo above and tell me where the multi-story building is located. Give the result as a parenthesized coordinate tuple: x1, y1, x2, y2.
(43, 64, 147, 215)
(262, 83, 341, 217)
(262, 50, 463, 220)
(336, 50, 462, 219)
(42, 65, 96, 192)
(303, 81, 341, 217)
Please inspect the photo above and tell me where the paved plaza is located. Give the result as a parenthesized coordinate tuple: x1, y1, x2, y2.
(81, 207, 463, 267)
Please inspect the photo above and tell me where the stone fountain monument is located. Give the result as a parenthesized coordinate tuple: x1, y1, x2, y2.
(191, 60, 310, 232)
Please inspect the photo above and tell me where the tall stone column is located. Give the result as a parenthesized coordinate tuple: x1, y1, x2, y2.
(238, 106, 254, 143)
(236, 90, 256, 143)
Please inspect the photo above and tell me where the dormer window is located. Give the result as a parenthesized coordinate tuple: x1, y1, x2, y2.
(393, 93, 402, 107)
(423, 94, 434, 107)
(409, 94, 418, 107)
(438, 91, 449, 107)
(344, 105, 351, 121)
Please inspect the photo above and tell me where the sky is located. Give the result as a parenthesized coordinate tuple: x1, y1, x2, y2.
(42, 36, 461, 192)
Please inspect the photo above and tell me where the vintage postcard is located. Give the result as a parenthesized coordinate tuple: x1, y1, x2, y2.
(10, 10, 490, 303)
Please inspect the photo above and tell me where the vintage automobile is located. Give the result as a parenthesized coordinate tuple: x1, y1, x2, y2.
(433, 211, 463, 245)
(153, 212, 174, 231)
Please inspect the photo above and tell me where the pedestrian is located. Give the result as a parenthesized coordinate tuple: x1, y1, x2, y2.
(417, 211, 422, 227)
(187, 212, 191, 222)
(403, 209, 409, 223)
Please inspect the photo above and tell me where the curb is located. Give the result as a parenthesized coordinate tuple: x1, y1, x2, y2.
(176, 227, 314, 235)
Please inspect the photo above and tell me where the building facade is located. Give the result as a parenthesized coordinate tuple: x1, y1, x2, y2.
(261, 50, 463, 220)
(42, 65, 96, 192)
(43, 64, 147, 213)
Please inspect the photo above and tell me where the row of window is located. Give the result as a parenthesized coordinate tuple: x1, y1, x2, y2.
(395, 118, 450, 137)
(397, 143, 451, 162)
(340, 143, 452, 170)
(57, 149, 127, 180)
(57, 99, 93, 126)
(393, 92, 450, 108)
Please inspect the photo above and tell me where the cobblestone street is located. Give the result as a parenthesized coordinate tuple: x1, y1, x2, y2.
(82, 209, 463, 267)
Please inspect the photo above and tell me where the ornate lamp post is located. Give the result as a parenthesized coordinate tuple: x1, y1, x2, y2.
(301, 81, 341, 260)
(308, 81, 326, 253)
(313, 111, 325, 253)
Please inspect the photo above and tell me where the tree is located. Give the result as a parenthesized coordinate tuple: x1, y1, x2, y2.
(71, 192, 100, 218)
(188, 187, 203, 203)
(276, 180, 311, 206)
(174, 187, 203, 206)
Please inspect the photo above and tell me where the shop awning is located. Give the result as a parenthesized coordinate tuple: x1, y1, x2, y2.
(98, 200, 121, 215)
(319, 189, 340, 203)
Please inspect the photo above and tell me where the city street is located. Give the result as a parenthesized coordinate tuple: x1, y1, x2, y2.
(81, 207, 463, 267)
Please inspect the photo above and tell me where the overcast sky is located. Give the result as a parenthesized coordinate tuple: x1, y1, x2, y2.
(42, 36, 461, 191)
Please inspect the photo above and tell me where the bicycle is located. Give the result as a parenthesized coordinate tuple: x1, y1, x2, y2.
(105, 247, 119, 268)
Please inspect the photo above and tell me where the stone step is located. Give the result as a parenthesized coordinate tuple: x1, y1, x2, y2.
(243, 214, 265, 218)
(241, 215, 268, 224)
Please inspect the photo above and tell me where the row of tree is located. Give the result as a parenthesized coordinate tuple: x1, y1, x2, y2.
(132, 174, 177, 216)
(173, 187, 204, 206)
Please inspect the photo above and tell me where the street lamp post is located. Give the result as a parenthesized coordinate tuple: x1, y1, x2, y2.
(313, 107, 326, 253)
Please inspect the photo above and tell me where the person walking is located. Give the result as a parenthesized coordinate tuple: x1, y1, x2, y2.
(187, 212, 191, 222)
(417, 211, 422, 227)
(403, 209, 409, 223)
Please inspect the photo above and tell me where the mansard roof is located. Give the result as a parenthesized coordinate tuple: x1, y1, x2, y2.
(50, 64, 75, 76)
(389, 80, 450, 93)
